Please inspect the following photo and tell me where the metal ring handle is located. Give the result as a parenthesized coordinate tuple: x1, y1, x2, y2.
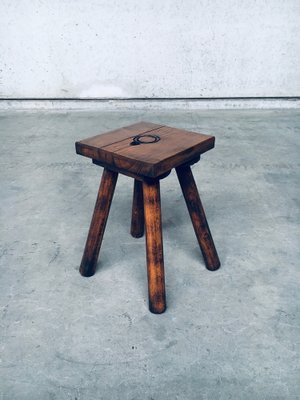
(130, 134, 161, 145)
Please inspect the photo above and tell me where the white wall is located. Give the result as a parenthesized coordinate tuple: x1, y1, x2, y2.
(1, 0, 300, 99)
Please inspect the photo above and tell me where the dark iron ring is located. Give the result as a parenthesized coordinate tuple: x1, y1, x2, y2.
(130, 134, 161, 146)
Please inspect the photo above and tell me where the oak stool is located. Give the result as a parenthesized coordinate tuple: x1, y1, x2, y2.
(75, 122, 220, 314)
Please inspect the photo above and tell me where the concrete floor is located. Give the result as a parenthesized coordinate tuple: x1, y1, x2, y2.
(0, 109, 299, 399)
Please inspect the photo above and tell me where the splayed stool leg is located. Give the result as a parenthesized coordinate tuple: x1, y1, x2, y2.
(80, 168, 118, 277)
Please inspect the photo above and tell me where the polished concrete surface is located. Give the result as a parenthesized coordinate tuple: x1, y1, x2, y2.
(0, 110, 299, 399)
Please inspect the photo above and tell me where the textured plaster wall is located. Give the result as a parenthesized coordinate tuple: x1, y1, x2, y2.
(1, 0, 300, 99)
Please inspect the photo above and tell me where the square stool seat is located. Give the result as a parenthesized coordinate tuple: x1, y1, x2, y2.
(75, 121, 215, 179)
(75, 121, 220, 314)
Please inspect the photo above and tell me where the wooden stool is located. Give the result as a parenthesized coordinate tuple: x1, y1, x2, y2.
(75, 122, 220, 314)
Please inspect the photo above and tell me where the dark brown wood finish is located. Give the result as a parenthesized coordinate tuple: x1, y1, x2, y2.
(76, 122, 220, 313)
(131, 179, 144, 238)
(76, 122, 215, 178)
(92, 159, 171, 182)
(77, 121, 163, 148)
(143, 179, 166, 314)
(176, 164, 220, 271)
(80, 168, 118, 277)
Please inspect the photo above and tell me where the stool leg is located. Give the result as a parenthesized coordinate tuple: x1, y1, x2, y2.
(176, 164, 220, 271)
(130, 179, 144, 238)
(80, 168, 118, 277)
(143, 180, 166, 314)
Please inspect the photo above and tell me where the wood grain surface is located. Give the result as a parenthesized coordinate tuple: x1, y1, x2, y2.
(130, 179, 144, 238)
(76, 121, 215, 178)
(79, 168, 118, 277)
(176, 164, 220, 271)
(143, 179, 166, 314)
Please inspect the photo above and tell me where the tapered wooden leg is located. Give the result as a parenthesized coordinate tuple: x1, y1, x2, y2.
(130, 179, 144, 238)
(143, 180, 166, 314)
(80, 168, 118, 277)
(176, 165, 220, 271)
